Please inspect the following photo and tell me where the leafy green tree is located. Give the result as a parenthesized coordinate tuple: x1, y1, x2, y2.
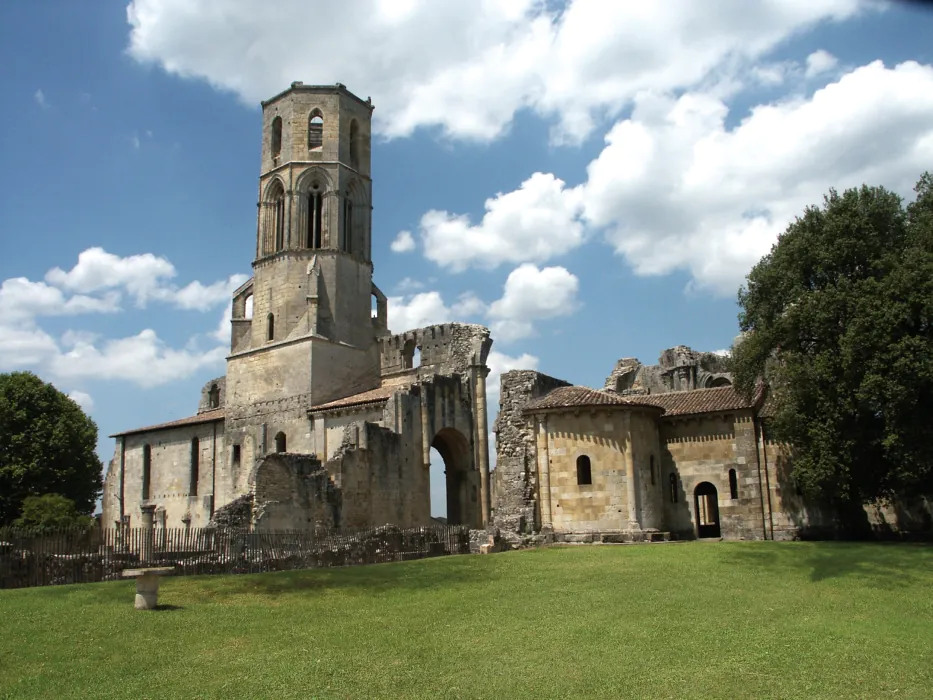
(733, 174, 933, 510)
(12, 494, 95, 532)
(0, 372, 103, 525)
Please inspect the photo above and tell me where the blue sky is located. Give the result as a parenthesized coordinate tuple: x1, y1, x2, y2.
(2, 1, 932, 516)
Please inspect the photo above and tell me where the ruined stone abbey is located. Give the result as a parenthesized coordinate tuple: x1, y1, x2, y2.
(102, 82, 855, 542)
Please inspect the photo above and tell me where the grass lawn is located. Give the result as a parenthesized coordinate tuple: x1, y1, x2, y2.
(1, 542, 932, 699)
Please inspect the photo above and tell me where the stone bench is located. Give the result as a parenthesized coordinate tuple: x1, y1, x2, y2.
(121, 567, 175, 610)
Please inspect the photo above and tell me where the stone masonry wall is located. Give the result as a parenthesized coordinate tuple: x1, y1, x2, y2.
(660, 410, 767, 540)
(493, 370, 571, 536)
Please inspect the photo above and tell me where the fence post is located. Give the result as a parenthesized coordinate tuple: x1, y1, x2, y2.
(140, 505, 156, 565)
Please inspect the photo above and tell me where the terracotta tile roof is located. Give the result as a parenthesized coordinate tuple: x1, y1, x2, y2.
(639, 386, 754, 417)
(523, 386, 663, 413)
(110, 408, 225, 437)
(308, 385, 396, 412)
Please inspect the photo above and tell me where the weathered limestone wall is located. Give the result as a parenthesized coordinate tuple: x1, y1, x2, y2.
(542, 411, 630, 532)
(252, 453, 338, 531)
(326, 422, 429, 529)
(535, 409, 663, 533)
(631, 411, 665, 531)
(660, 410, 767, 540)
(493, 370, 572, 535)
(101, 420, 225, 529)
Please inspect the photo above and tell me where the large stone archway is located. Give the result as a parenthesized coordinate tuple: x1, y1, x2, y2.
(432, 427, 480, 527)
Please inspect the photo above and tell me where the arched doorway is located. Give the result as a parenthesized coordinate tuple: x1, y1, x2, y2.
(430, 427, 478, 527)
(694, 482, 721, 538)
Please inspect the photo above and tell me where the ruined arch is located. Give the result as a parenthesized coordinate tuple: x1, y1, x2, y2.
(430, 427, 477, 527)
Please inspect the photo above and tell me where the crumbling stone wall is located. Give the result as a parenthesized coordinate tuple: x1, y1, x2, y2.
(198, 376, 225, 413)
(251, 453, 340, 530)
(603, 346, 732, 395)
(493, 370, 571, 537)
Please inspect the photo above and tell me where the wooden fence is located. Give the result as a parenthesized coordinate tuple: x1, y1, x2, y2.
(0, 524, 471, 590)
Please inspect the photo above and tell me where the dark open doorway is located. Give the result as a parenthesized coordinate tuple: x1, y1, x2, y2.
(694, 481, 721, 538)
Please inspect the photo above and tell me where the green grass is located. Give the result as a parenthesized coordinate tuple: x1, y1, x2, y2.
(1, 542, 932, 699)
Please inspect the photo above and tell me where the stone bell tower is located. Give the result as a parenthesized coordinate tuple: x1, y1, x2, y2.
(223, 83, 386, 471)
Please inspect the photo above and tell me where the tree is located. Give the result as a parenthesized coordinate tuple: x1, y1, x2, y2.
(0, 372, 103, 525)
(13, 494, 95, 532)
(733, 174, 933, 509)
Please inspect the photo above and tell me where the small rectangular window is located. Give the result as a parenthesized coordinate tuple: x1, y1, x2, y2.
(232, 444, 241, 468)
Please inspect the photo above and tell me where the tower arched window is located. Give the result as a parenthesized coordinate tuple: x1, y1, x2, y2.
(264, 180, 286, 255)
(271, 116, 282, 158)
(190, 437, 200, 496)
(267, 313, 275, 341)
(308, 111, 323, 150)
(275, 432, 287, 453)
(576, 455, 592, 485)
(729, 468, 738, 500)
(669, 473, 679, 503)
(142, 444, 152, 501)
(306, 182, 324, 249)
(650, 455, 656, 486)
(342, 192, 353, 253)
(349, 119, 360, 169)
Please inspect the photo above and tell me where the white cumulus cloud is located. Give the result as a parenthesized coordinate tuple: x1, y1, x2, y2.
(421, 173, 584, 272)
(390, 230, 416, 253)
(488, 264, 579, 342)
(125, 0, 868, 144)
(805, 49, 839, 78)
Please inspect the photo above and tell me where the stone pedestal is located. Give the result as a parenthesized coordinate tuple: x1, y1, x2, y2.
(122, 567, 175, 610)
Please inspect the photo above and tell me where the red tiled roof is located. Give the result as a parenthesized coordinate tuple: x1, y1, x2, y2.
(110, 408, 225, 437)
(523, 386, 663, 413)
(308, 385, 396, 412)
(639, 386, 754, 417)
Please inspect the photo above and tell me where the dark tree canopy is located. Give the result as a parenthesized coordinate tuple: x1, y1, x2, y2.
(733, 173, 933, 505)
(0, 372, 103, 524)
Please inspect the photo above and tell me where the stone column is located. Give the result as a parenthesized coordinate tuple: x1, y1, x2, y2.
(624, 414, 640, 531)
(475, 366, 491, 526)
(420, 386, 431, 469)
(536, 417, 552, 529)
(140, 504, 156, 564)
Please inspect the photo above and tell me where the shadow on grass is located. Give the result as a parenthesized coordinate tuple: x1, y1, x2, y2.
(150, 604, 184, 611)
(722, 541, 933, 586)
(63, 554, 494, 606)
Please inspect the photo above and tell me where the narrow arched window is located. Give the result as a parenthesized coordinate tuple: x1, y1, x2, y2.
(265, 181, 286, 255)
(271, 116, 282, 158)
(669, 473, 678, 503)
(208, 383, 220, 409)
(190, 437, 200, 496)
(308, 111, 323, 150)
(650, 455, 656, 485)
(142, 444, 152, 500)
(275, 432, 287, 453)
(267, 313, 275, 341)
(576, 455, 592, 485)
(306, 184, 323, 249)
(349, 119, 360, 168)
(342, 193, 353, 253)
(729, 468, 738, 500)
